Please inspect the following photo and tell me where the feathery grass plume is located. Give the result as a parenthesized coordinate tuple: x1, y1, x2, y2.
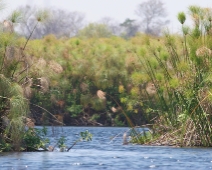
(125, 54, 142, 74)
(131, 72, 149, 86)
(35, 9, 49, 22)
(22, 78, 33, 99)
(8, 10, 22, 24)
(36, 58, 47, 67)
(5, 46, 22, 60)
(24, 117, 35, 128)
(9, 95, 28, 120)
(155, 72, 164, 82)
(130, 86, 140, 97)
(177, 61, 189, 72)
(0, 31, 15, 47)
(188, 6, 201, 26)
(169, 78, 180, 89)
(0, 76, 29, 151)
(111, 106, 117, 113)
(9, 82, 24, 97)
(8, 117, 25, 151)
(23, 86, 32, 99)
(3, 20, 13, 33)
(182, 26, 190, 35)
(22, 9, 50, 51)
(97, 90, 106, 99)
(49, 60, 63, 74)
(94, 90, 106, 111)
(39, 77, 49, 93)
(177, 12, 186, 25)
(118, 85, 125, 93)
(149, 57, 159, 69)
(145, 82, 157, 96)
(196, 46, 212, 57)
(159, 50, 169, 61)
(0, 74, 11, 93)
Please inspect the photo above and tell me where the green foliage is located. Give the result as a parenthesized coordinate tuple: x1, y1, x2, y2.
(114, 115, 125, 127)
(63, 130, 92, 151)
(2, 2, 212, 148)
(78, 23, 112, 38)
(0, 4, 51, 152)
(35, 9, 50, 22)
(8, 10, 22, 23)
(67, 105, 83, 117)
(90, 114, 100, 121)
(182, 26, 190, 35)
(130, 6, 212, 147)
(58, 136, 66, 148)
(23, 127, 49, 151)
(177, 12, 186, 24)
(0, 140, 12, 152)
(80, 130, 92, 141)
(131, 131, 153, 144)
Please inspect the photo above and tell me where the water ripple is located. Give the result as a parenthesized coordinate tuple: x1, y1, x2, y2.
(1, 126, 212, 170)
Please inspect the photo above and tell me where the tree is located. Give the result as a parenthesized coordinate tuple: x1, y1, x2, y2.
(135, 0, 169, 36)
(43, 10, 85, 37)
(120, 18, 140, 38)
(99, 17, 122, 36)
(15, 6, 85, 38)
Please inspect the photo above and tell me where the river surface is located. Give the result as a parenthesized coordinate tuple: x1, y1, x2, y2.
(1, 126, 212, 170)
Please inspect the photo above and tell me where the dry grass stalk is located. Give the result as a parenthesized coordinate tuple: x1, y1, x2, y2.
(183, 120, 198, 146)
(22, 78, 33, 99)
(146, 118, 205, 147)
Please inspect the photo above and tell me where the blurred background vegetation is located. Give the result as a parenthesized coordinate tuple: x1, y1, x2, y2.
(1, 0, 212, 150)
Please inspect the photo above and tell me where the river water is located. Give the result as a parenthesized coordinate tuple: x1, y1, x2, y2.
(1, 126, 212, 170)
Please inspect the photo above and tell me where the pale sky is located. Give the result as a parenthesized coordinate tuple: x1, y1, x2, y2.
(2, 0, 212, 33)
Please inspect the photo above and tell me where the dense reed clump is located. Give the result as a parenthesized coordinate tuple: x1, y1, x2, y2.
(0, 7, 54, 151)
(130, 6, 212, 147)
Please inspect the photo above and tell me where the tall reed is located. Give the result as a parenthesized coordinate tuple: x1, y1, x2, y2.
(133, 6, 212, 146)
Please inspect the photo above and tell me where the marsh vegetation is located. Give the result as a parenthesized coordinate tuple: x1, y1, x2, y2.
(1, 0, 212, 152)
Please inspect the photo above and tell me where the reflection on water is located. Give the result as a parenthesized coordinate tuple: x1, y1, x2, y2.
(1, 126, 212, 170)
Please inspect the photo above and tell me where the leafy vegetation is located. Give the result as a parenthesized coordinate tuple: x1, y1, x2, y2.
(131, 6, 212, 147)
(0, 5, 53, 151)
(2, 1, 212, 151)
